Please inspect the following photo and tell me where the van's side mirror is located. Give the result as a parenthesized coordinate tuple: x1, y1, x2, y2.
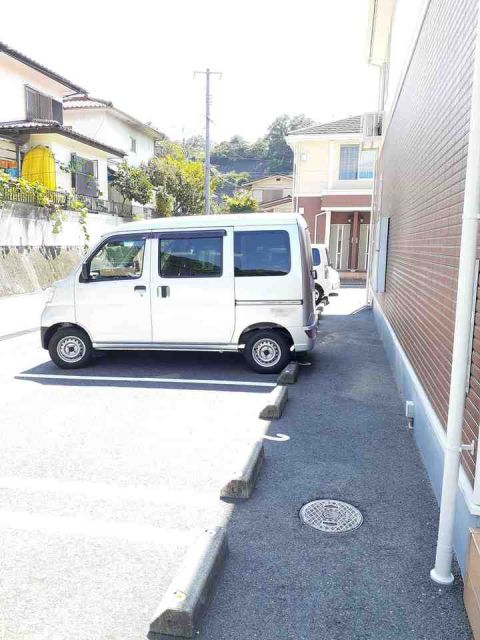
(81, 263, 90, 282)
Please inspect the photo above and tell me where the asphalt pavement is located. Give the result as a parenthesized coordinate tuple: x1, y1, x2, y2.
(196, 288, 472, 640)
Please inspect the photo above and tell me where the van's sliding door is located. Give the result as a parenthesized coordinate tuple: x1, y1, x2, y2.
(150, 227, 235, 345)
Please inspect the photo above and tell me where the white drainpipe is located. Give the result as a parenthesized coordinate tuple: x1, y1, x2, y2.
(431, 3, 480, 585)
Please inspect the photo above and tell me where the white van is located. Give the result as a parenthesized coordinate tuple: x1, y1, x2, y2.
(41, 213, 317, 373)
(311, 243, 340, 305)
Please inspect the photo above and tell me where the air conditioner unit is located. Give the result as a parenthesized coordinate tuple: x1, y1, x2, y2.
(362, 112, 383, 138)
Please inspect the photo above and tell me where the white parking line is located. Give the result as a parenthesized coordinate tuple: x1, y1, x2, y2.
(16, 373, 276, 387)
(0, 509, 197, 545)
(0, 476, 218, 507)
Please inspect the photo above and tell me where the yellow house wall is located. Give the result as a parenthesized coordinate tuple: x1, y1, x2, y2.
(293, 138, 374, 194)
(294, 140, 330, 194)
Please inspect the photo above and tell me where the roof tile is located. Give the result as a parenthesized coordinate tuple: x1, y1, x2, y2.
(288, 115, 362, 136)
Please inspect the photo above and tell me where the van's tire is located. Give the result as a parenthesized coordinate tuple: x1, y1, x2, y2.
(48, 327, 93, 369)
(315, 285, 324, 306)
(243, 330, 291, 374)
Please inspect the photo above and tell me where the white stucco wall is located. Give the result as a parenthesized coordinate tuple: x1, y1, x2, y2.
(63, 109, 156, 166)
(0, 53, 73, 122)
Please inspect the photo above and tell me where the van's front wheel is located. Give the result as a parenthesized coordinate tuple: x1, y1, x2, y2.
(243, 330, 291, 374)
(49, 327, 92, 369)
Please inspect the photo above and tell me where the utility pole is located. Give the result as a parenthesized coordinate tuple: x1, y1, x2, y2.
(194, 68, 222, 214)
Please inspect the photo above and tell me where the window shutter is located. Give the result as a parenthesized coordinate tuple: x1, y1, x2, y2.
(52, 99, 63, 124)
(25, 86, 55, 120)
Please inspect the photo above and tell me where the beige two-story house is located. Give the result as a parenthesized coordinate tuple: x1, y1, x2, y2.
(243, 175, 293, 212)
(286, 115, 379, 280)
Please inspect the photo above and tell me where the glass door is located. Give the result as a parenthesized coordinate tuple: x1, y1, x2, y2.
(329, 224, 351, 270)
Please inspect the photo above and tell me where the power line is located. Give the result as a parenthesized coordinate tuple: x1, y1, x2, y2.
(194, 68, 222, 214)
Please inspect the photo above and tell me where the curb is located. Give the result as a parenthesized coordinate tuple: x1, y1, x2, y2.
(259, 385, 288, 420)
(220, 441, 265, 499)
(277, 361, 299, 385)
(149, 527, 227, 638)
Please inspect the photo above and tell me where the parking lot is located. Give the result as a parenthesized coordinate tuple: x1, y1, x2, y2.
(0, 330, 279, 639)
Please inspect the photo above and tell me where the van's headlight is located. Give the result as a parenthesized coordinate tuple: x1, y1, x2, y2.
(45, 287, 55, 303)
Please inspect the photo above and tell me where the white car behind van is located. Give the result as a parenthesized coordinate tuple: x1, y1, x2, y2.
(41, 213, 317, 373)
(311, 243, 340, 305)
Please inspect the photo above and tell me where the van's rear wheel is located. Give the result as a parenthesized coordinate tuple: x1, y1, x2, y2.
(315, 285, 324, 306)
(243, 330, 291, 374)
(49, 327, 92, 369)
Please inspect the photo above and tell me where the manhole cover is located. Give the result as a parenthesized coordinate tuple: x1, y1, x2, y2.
(300, 500, 363, 533)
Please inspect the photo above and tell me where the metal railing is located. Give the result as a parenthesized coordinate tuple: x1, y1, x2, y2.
(0, 184, 155, 218)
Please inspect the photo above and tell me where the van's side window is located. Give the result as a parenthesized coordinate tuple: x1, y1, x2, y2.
(89, 237, 145, 280)
(312, 248, 321, 266)
(159, 236, 223, 278)
(234, 230, 291, 277)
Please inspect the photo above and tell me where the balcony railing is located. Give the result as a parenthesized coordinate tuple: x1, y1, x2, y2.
(0, 184, 155, 218)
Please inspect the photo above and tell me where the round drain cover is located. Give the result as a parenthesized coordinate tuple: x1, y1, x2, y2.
(300, 499, 363, 533)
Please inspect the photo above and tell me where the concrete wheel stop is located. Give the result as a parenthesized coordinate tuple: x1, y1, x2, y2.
(277, 361, 299, 385)
(149, 527, 227, 638)
(259, 385, 288, 419)
(220, 440, 265, 499)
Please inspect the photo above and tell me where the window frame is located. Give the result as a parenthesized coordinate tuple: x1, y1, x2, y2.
(234, 229, 291, 278)
(25, 85, 63, 124)
(81, 233, 148, 283)
(71, 154, 99, 197)
(130, 136, 137, 153)
(358, 149, 376, 180)
(157, 229, 225, 279)
(338, 144, 375, 181)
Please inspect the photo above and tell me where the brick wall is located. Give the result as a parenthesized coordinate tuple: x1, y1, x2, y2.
(373, 0, 479, 481)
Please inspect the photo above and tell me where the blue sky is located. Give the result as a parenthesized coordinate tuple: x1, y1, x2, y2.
(3, 0, 379, 142)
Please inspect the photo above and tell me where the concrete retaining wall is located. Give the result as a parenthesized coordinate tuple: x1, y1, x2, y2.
(0, 246, 82, 296)
(0, 202, 131, 296)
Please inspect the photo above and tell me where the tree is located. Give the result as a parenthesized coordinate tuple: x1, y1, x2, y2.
(155, 186, 174, 217)
(182, 135, 205, 161)
(211, 136, 262, 163)
(210, 115, 313, 175)
(154, 139, 184, 160)
(215, 171, 251, 191)
(223, 191, 260, 213)
(111, 163, 153, 211)
(146, 155, 213, 215)
(263, 114, 314, 174)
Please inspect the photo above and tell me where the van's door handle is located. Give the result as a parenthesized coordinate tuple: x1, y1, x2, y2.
(157, 286, 170, 298)
(134, 285, 147, 294)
